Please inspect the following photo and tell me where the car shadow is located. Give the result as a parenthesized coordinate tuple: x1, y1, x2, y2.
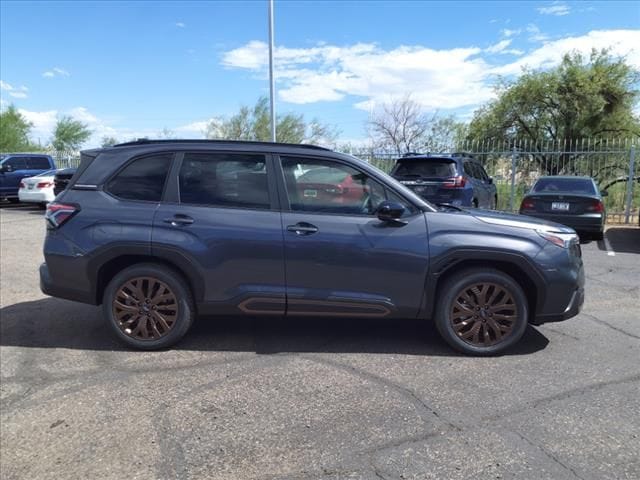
(598, 228, 640, 254)
(0, 297, 549, 357)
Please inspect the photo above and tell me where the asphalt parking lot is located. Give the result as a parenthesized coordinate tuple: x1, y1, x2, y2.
(1, 202, 639, 480)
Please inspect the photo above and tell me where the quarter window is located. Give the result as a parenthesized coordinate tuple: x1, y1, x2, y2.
(106, 154, 172, 202)
(281, 157, 387, 215)
(178, 153, 270, 209)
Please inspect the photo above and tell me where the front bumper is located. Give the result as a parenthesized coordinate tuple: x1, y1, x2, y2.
(532, 285, 584, 324)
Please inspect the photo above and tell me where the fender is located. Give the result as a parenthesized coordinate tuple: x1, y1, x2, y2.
(420, 247, 547, 320)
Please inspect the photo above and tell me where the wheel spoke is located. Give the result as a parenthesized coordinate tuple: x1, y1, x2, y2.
(113, 276, 179, 341)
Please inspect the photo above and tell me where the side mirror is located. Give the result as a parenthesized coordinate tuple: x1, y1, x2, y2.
(376, 201, 406, 223)
(487, 177, 493, 184)
(601, 190, 608, 197)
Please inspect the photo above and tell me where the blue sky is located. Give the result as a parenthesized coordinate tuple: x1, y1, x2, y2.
(1, 0, 638, 147)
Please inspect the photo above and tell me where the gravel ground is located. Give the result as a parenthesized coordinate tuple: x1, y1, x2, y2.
(1, 202, 639, 480)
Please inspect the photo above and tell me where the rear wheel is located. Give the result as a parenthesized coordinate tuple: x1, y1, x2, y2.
(7, 198, 19, 204)
(472, 199, 479, 208)
(592, 230, 604, 241)
(435, 269, 528, 355)
(103, 263, 195, 350)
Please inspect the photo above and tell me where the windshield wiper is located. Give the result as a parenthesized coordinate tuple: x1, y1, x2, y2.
(436, 203, 465, 212)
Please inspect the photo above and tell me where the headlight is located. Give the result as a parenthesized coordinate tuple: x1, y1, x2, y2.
(536, 229, 578, 248)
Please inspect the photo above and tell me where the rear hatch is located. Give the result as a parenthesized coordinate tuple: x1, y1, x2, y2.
(391, 158, 458, 199)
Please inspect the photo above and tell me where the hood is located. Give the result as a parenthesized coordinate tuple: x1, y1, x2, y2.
(467, 208, 576, 233)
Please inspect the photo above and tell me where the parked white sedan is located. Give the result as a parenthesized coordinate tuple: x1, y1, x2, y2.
(18, 169, 57, 207)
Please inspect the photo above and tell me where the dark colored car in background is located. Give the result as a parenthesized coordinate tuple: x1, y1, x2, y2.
(41, 140, 584, 356)
(0, 154, 56, 203)
(53, 168, 77, 196)
(390, 153, 497, 209)
(519, 176, 606, 240)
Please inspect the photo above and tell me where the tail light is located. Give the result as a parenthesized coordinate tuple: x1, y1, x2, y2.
(586, 200, 604, 213)
(520, 199, 536, 210)
(45, 202, 79, 228)
(442, 176, 467, 188)
(19, 181, 25, 188)
(37, 181, 53, 189)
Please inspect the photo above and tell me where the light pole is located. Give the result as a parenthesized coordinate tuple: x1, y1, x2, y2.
(268, 0, 276, 142)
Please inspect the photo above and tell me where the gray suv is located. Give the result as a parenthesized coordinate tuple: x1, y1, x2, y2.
(40, 140, 584, 355)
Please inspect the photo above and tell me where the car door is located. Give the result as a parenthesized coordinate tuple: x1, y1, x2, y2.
(152, 151, 286, 315)
(277, 155, 430, 319)
(476, 163, 496, 208)
(0, 156, 27, 197)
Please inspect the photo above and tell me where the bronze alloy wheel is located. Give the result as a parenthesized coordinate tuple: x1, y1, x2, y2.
(112, 276, 178, 340)
(449, 282, 517, 347)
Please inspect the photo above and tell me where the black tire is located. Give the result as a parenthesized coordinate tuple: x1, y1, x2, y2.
(8, 198, 20, 204)
(102, 263, 195, 350)
(493, 195, 498, 210)
(592, 230, 604, 241)
(472, 199, 479, 208)
(434, 268, 529, 356)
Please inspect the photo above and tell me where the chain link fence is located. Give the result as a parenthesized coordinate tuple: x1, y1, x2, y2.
(350, 138, 638, 224)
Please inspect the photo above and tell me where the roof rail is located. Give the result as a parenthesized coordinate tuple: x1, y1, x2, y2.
(401, 151, 426, 157)
(112, 138, 332, 151)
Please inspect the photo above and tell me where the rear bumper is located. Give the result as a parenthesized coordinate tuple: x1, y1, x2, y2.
(19, 190, 54, 203)
(40, 262, 95, 304)
(522, 212, 604, 232)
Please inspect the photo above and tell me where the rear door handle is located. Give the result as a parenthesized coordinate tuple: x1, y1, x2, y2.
(163, 214, 194, 226)
(286, 222, 319, 235)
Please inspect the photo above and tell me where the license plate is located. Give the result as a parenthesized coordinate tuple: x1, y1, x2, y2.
(414, 186, 435, 195)
(28, 185, 34, 190)
(551, 202, 569, 211)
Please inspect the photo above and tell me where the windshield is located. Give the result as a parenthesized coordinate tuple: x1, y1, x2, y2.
(393, 159, 457, 177)
(532, 178, 596, 195)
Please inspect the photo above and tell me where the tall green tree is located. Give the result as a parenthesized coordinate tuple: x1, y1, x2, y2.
(101, 136, 119, 147)
(0, 105, 35, 151)
(467, 49, 640, 174)
(51, 116, 92, 151)
(205, 96, 338, 146)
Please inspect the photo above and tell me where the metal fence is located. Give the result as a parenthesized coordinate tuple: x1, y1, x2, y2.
(350, 138, 639, 224)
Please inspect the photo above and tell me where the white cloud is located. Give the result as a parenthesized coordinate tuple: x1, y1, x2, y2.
(501, 28, 522, 38)
(176, 22, 185, 28)
(221, 29, 639, 115)
(538, 2, 571, 16)
(0, 80, 29, 99)
(492, 29, 640, 75)
(42, 67, 70, 78)
(175, 119, 212, 137)
(526, 24, 550, 42)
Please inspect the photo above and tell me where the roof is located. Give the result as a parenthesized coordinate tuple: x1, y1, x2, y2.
(398, 152, 476, 160)
(536, 175, 594, 180)
(110, 138, 331, 151)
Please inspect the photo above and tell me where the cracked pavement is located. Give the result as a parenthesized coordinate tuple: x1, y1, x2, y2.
(1, 203, 639, 480)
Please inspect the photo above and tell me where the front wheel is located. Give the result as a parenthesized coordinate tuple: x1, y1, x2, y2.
(103, 263, 195, 350)
(435, 269, 529, 355)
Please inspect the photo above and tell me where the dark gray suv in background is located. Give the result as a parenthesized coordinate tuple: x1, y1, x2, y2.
(41, 140, 584, 355)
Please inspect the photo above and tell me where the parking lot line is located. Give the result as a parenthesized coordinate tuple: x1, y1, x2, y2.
(603, 234, 615, 256)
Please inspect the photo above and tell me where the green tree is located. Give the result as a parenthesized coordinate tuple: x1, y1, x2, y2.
(51, 116, 92, 151)
(101, 136, 119, 147)
(467, 49, 640, 174)
(0, 105, 35, 151)
(205, 96, 338, 145)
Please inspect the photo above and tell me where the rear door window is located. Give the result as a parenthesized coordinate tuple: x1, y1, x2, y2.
(106, 154, 172, 202)
(26, 156, 52, 169)
(393, 159, 456, 178)
(178, 152, 270, 209)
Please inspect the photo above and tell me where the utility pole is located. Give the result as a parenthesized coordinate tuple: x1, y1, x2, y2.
(268, 0, 276, 142)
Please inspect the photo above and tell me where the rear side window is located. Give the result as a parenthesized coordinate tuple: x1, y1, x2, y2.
(106, 154, 172, 202)
(394, 159, 456, 178)
(178, 152, 270, 209)
(26, 156, 51, 169)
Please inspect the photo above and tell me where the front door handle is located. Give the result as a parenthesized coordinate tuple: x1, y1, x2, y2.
(286, 222, 319, 235)
(163, 214, 194, 226)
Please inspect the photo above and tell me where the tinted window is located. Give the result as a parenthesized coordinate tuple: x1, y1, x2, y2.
(26, 156, 52, 169)
(475, 163, 490, 181)
(394, 159, 456, 178)
(532, 178, 596, 195)
(2, 157, 27, 170)
(106, 154, 172, 201)
(178, 153, 270, 209)
(282, 157, 387, 215)
(463, 161, 475, 177)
